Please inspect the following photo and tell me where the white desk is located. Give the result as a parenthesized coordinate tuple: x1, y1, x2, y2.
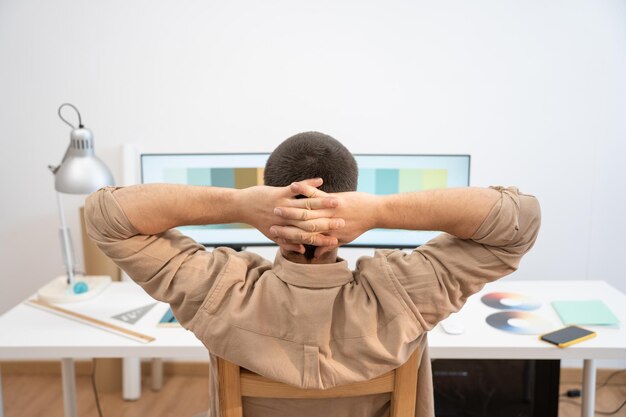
(0, 280, 624, 417)
(430, 280, 625, 417)
(0, 282, 207, 417)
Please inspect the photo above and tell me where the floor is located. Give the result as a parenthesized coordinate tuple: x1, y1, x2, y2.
(2, 375, 209, 417)
(1, 374, 625, 417)
(558, 381, 626, 417)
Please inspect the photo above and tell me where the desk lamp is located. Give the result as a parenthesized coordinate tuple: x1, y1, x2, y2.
(38, 103, 115, 303)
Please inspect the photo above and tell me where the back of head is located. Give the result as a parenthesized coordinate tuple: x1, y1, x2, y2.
(264, 132, 358, 259)
(264, 132, 358, 193)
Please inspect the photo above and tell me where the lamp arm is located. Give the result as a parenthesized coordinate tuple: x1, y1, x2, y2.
(56, 192, 76, 286)
(38, 103, 113, 302)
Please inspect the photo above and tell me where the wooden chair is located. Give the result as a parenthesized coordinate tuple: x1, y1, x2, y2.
(215, 349, 419, 417)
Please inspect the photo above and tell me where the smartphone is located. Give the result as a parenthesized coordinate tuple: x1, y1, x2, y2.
(540, 326, 596, 348)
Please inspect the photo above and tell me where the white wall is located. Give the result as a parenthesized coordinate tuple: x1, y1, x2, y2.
(1, 0, 625, 322)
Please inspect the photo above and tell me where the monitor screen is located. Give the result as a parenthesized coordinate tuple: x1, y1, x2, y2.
(141, 153, 470, 248)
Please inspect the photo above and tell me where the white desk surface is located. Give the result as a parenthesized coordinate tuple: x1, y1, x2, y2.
(0, 282, 205, 359)
(429, 280, 625, 360)
(0, 280, 624, 361)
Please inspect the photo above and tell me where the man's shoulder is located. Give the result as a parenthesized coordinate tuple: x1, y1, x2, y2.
(354, 248, 405, 271)
(213, 247, 273, 269)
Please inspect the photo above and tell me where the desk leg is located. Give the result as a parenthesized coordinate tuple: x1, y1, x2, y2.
(581, 359, 596, 417)
(123, 357, 142, 400)
(0, 365, 4, 417)
(151, 358, 163, 391)
(61, 359, 77, 417)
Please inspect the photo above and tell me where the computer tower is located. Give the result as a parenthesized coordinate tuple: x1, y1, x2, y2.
(433, 359, 560, 417)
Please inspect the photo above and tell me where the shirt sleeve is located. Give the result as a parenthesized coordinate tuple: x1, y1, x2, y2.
(384, 186, 541, 330)
(84, 186, 231, 327)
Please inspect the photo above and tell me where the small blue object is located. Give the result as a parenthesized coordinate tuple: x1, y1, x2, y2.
(73, 281, 89, 294)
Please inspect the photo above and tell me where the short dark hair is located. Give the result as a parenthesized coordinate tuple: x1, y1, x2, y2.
(264, 131, 358, 259)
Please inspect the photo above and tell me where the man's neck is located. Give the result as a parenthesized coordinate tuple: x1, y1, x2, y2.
(281, 248, 339, 264)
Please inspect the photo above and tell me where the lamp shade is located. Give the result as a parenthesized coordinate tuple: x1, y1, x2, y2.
(54, 127, 114, 194)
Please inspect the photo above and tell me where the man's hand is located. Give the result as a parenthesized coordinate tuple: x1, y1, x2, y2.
(269, 181, 380, 255)
(238, 178, 346, 253)
(269, 182, 504, 254)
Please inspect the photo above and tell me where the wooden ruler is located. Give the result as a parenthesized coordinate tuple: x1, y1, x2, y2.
(26, 299, 156, 344)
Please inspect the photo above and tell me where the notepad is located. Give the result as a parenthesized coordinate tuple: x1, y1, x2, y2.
(551, 300, 619, 326)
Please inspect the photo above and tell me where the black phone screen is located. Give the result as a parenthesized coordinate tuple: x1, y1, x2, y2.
(540, 326, 595, 346)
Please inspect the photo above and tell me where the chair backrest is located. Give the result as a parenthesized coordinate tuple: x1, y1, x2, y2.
(216, 349, 419, 417)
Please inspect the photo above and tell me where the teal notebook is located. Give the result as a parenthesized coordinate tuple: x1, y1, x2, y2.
(158, 308, 180, 327)
(551, 300, 619, 326)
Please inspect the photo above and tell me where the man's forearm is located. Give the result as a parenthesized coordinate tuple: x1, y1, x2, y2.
(376, 187, 501, 239)
(113, 184, 240, 235)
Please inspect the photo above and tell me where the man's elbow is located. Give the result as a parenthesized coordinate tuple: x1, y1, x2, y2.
(83, 188, 131, 243)
(498, 195, 541, 263)
(518, 195, 541, 254)
(84, 191, 102, 242)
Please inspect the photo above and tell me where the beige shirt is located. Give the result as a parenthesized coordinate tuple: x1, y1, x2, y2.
(85, 186, 540, 417)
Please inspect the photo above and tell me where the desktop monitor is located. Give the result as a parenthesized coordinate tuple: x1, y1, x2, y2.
(141, 153, 470, 248)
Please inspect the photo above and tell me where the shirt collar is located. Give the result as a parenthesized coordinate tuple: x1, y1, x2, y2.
(272, 252, 354, 288)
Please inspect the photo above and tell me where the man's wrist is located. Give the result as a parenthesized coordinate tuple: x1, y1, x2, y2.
(375, 192, 427, 231)
(365, 194, 388, 230)
(221, 187, 245, 225)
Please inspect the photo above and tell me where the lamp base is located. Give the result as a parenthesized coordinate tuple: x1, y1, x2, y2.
(38, 275, 112, 303)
